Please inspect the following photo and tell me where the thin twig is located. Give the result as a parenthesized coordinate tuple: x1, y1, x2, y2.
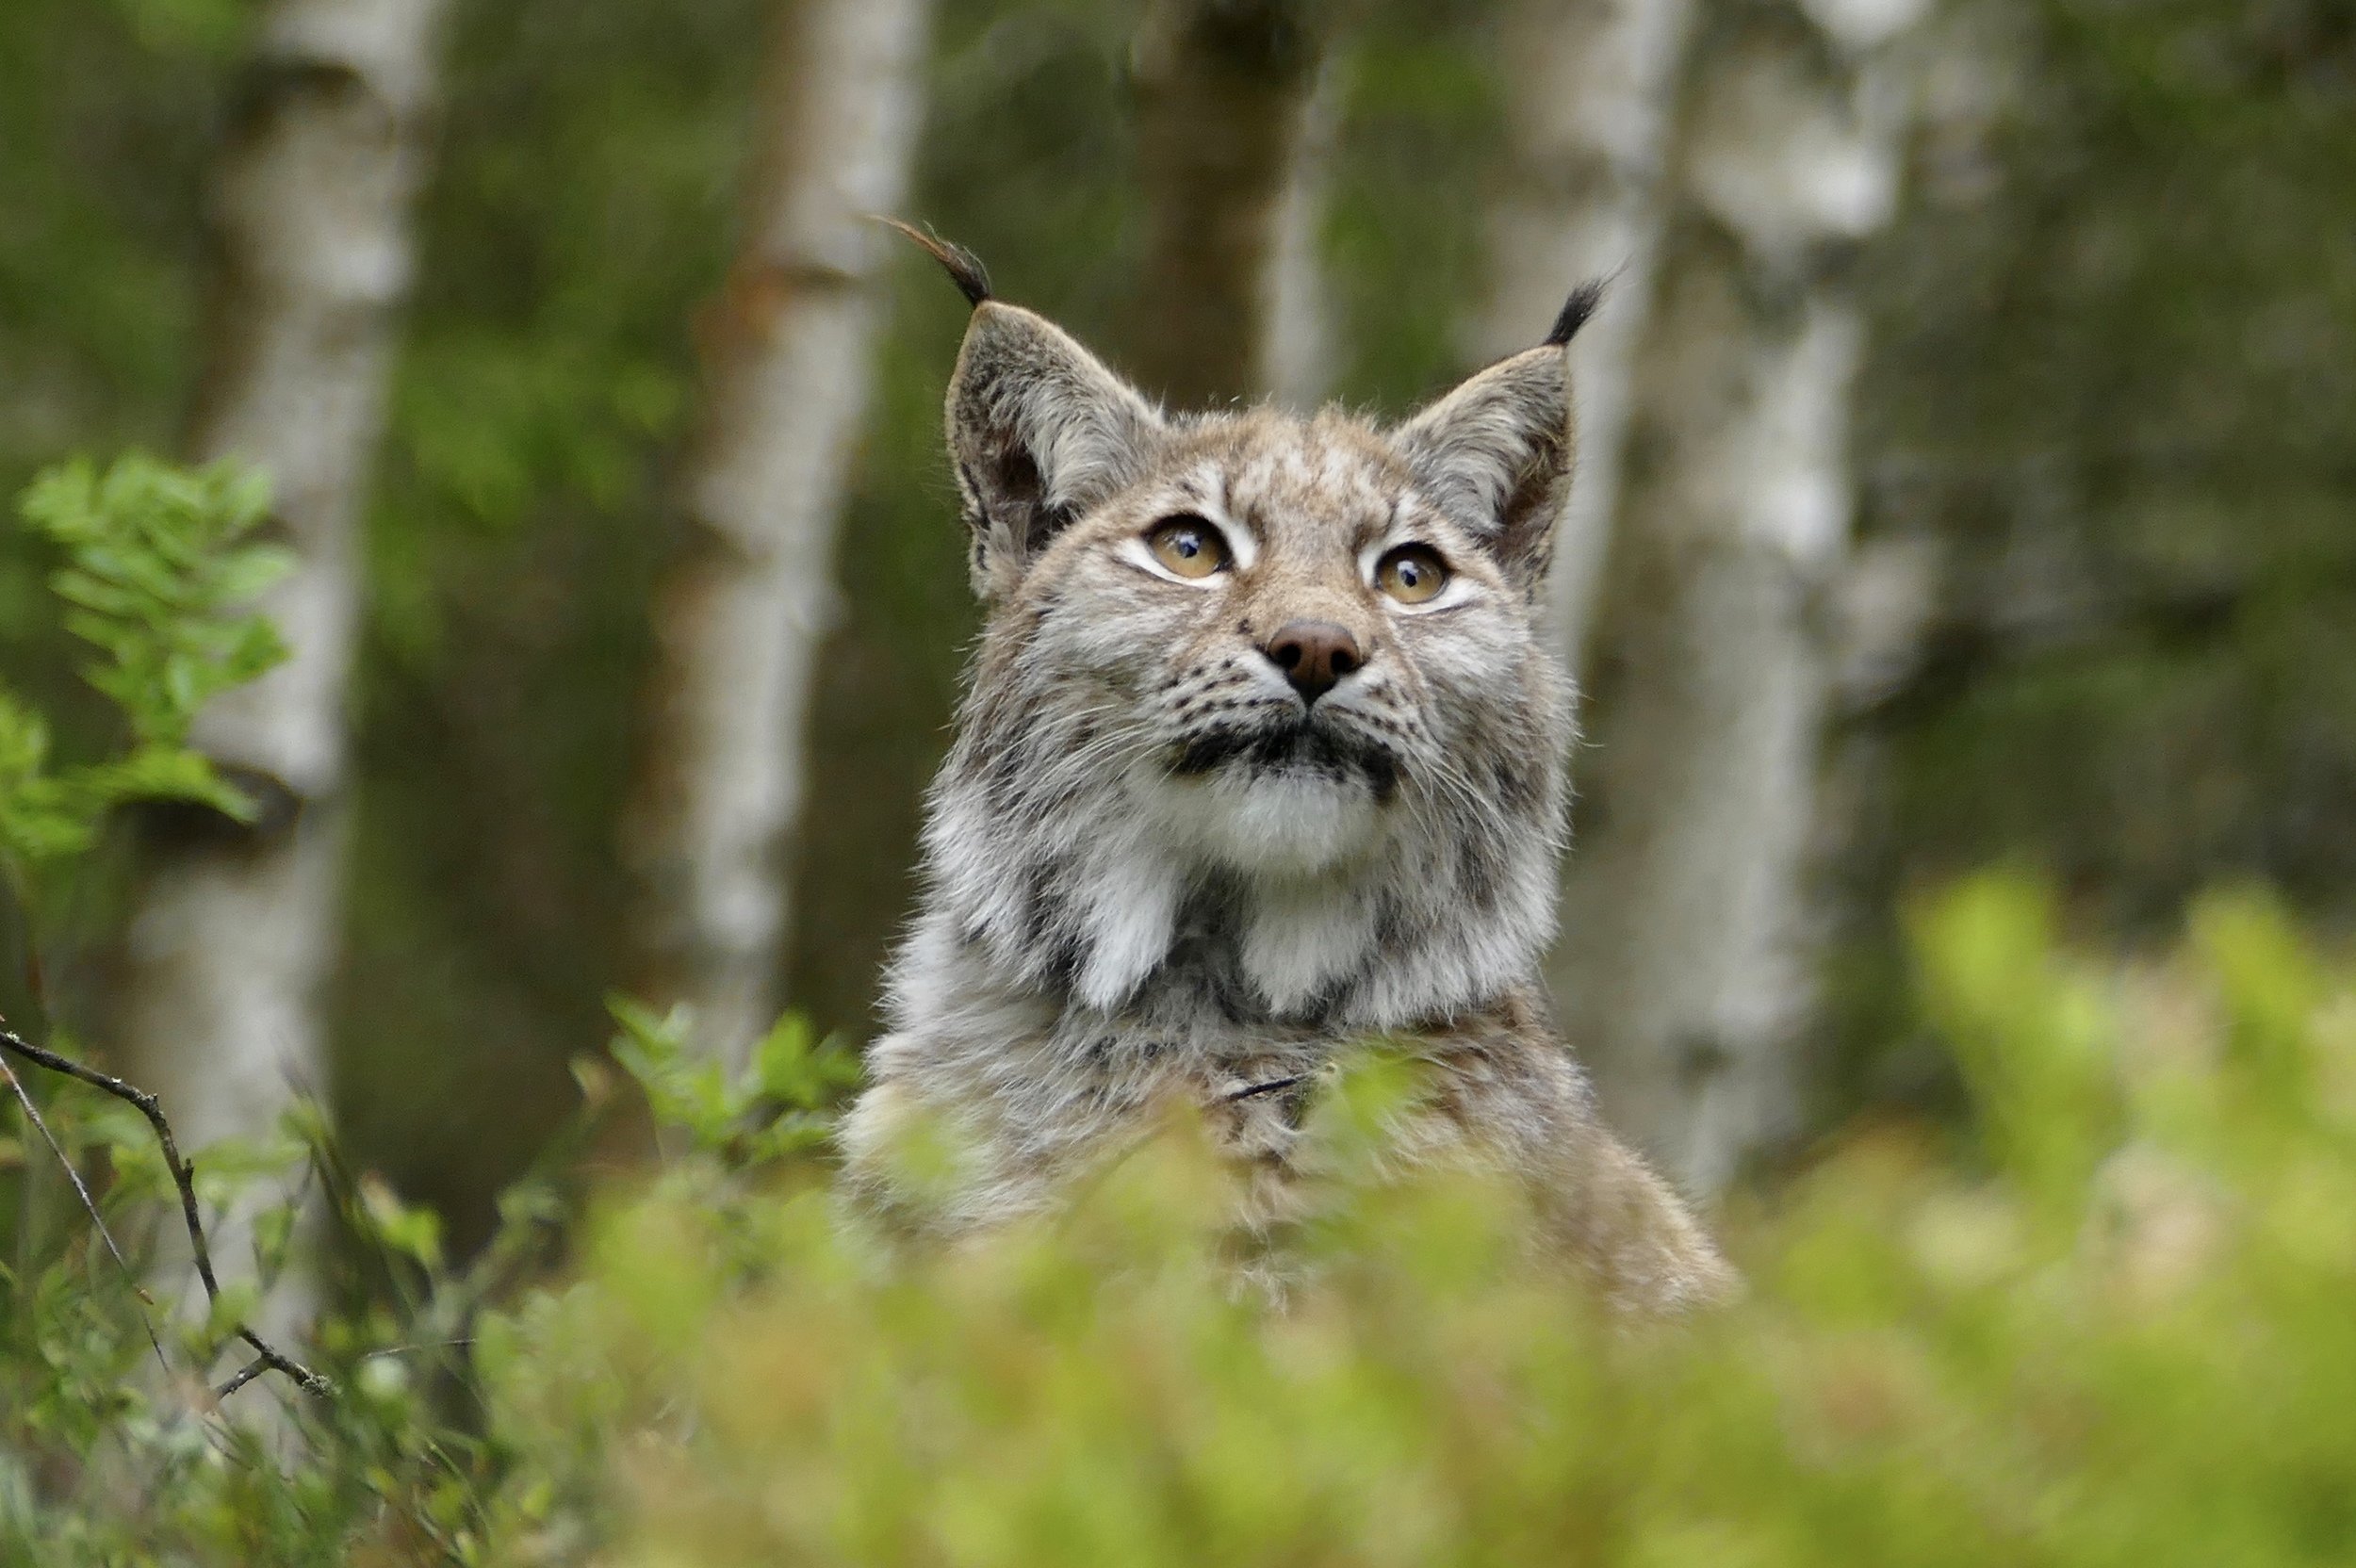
(214, 1355, 272, 1400)
(359, 1338, 476, 1361)
(0, 1012, 331, 1399)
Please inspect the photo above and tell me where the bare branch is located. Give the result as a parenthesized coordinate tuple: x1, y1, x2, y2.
(213, 1355, 273, 1400)
(0, 1012, 330, 1399)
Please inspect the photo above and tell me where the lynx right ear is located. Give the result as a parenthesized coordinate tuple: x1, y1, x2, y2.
(1390, 280, 1601, 596)
(945, 302, 1166, 599)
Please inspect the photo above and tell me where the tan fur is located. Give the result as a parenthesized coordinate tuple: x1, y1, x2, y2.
(841, 271, 1733, 1313)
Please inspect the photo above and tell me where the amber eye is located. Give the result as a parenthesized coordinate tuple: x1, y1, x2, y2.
(1145, 515, 1233, 580)
(1376, 545, 1450, 605)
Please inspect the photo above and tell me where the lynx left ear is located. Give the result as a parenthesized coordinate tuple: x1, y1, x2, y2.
(1393, 283, 1598, 592)
(945, 302, 1165, 600)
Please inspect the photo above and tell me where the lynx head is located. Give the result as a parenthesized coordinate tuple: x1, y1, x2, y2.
(899, 230, 1592, 1031)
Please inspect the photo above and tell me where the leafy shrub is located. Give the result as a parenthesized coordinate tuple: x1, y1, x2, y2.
(466, 874, 2356, 1568)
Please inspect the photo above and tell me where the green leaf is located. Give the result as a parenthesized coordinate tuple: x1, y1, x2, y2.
(752, 1012, 862, 1113)
(18, 452, 290, 750)
(359, 1173, 447, 1275)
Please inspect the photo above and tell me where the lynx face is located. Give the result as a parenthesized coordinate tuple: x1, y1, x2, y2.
(910, 270, 1592, 1030)
(1009, 417, 1548, 881)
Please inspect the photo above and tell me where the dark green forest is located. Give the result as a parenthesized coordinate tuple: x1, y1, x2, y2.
(2, 0, 2352, 1560)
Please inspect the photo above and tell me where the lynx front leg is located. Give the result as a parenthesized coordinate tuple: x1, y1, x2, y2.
(1416, 1033, 1739, 1315)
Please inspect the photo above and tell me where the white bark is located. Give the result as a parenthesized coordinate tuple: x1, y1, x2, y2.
(115, 0, 447, 1301)
(1471, 0, 1700, 677)
(622, 0, 936, 1067)
(1261, 57, 1343, 411)
(1552, 0, 1930, 1194)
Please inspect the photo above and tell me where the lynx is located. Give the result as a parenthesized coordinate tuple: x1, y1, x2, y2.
(842, 230, 1733, 1313)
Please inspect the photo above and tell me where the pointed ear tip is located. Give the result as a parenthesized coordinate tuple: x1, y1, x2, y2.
(957, 298, 1056, 351)
(958, 300, 1131, 376)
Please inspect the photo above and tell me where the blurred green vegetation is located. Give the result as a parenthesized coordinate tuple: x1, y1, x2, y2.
(8, 853, 2354, 1562)
(508, 874, 2356, 1567)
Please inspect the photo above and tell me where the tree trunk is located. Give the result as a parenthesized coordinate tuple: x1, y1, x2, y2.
(1260, 56, 1343, 411)
(1131, 0, 1334, 407)
(1471, 0, 1700, 678)
(620, 0, 937, 1069)
(1552, 0, 1930, 1195)
(113, 0, 449, 1293)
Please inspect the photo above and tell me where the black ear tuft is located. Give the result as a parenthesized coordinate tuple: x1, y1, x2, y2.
(1545, 277, 1608, 348)
(875, 216, 992, 307)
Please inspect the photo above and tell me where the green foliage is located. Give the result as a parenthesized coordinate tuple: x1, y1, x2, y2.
(1909, 874, 2123, 1207)
(443, 877, 2354, 1566)
(606, 1000, 860, 1167)
(20, 454, 289, 751)
(0, 690, 84, 870)
(0, 455, 288, 894)
(25, 869, 2354, 1564)
(104, 0, 253, 57)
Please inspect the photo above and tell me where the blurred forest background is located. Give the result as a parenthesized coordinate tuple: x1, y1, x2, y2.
(3, 0, 2351, 1262)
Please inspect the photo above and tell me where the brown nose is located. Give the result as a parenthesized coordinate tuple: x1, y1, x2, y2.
(1262, 620, 1364, 705)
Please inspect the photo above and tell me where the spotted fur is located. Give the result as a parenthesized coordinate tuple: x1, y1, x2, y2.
(842, 276, 1733, 1313)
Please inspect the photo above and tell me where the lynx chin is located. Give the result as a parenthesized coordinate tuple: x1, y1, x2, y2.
(842, 227, 1732, 1313)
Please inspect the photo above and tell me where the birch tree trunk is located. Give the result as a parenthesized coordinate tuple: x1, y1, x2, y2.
(621, 0, 936, 1068)
(1131, 0, 1334, 406)
(1552, 0, 1930, 1195)
(114, 0, 448, 1296)
(1260, 57, 1343, 412)
(1471, 0, 1700, 678)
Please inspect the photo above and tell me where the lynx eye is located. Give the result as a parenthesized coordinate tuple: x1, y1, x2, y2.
(1376, 545, 1450, 605)
(1145, 515, 1232, 580)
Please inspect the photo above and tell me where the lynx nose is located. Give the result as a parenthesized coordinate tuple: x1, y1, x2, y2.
(1262, 620, 1364, 706)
